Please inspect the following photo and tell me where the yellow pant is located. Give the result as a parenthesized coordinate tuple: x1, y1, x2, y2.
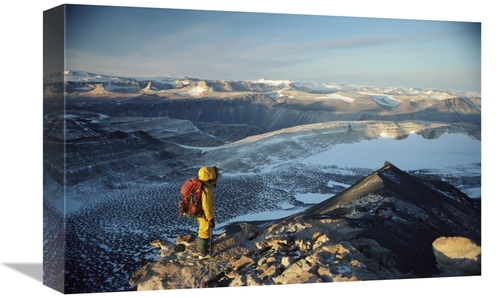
(197, 216, 211, 239)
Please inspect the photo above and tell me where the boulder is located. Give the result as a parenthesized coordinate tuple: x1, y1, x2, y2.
(432, 236, 481, 276)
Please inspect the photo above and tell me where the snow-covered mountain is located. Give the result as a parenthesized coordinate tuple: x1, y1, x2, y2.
(44, 70, 177, 85)
(43, 70, 481, 100)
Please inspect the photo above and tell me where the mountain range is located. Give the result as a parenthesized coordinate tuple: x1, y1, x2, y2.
(44, 70, 481, 99)
(44, 70, 481, 142)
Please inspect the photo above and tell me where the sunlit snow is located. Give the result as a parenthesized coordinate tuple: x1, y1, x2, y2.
(314, 93, 355, 103)
(176, 86, 206, 96)
(367, 94, 401, 108)
(250, 78, 292, 86)
(302, 132, 480, 171)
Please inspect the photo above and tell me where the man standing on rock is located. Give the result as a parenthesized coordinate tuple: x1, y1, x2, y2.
(196, 166, 218, 260)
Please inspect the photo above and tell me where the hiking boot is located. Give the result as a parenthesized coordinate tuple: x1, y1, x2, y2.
(198, 253, 211, 260)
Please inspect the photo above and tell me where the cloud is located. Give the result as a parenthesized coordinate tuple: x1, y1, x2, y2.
(312, 35, 398, 51)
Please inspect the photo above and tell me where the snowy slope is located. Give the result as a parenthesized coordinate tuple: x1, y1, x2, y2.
(198, 121, 480, 174)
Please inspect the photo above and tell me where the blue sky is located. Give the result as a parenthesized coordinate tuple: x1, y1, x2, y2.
(61, 4, 481, 92)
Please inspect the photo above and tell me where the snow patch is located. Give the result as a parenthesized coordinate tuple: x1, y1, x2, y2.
(250, 78, 292, 86)
(213, 208, 308, 234)
(427, 91, 455, 100)
(294, 193, 332, 204)
(462, 187, 481, 199)
(314, 93, 355, 103)
(336, 266, 352, 273)
(176, 86, 206, 96)
(328, 180, 351, 188)
(367, 94, 401, 108)
(302, 133, 480, 171)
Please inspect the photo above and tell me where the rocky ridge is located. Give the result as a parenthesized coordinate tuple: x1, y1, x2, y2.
(128, 162, 481, 291)
(129, 218, 413, 290)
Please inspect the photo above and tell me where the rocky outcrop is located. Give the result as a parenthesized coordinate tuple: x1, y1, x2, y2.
(432, 236, 481, 276)
(129, 217, 415, 290)
(85, 83, 109, 95)
(129, 162, 481, 291)
(140, 81, 153, 93)
(293, 162, 481, 277)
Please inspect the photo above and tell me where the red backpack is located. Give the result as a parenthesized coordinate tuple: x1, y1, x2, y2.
(178, 178, 204, 219)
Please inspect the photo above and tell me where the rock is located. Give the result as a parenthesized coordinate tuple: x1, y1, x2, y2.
(245, 272, 261, 286)
(258, 264, 279, 281)
(332, 275, 359, 282)
(177, 234, 196, 246)
(150, 239, 171, 250)
(273, 262, 321, 284)
(230, 255, 255, 271)
(432, 236, 481, 276)
(173, 244, 186, 252)
(351, 238, 395, 268)
(256, 237, 289, 250)
(129, 263, 156, 286)
(312, 234, 330, 250)
(279, 256, 293, 270)
(150, 239, 176, 257)
(237, 222, 260, 240)
(295, 238, 311, 251)
(228, 274, 245, 287)
(317, 266, 334, 282)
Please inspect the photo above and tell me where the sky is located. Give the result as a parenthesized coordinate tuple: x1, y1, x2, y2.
(1, 1, 497, 298)
(49, 4, 482, 92)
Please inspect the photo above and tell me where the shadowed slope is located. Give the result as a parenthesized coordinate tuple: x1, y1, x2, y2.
(290, 161, 481, 277)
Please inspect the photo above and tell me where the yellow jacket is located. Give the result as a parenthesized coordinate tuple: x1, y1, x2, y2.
(196, 166, 217, 238)
(200, 182, 215, 222)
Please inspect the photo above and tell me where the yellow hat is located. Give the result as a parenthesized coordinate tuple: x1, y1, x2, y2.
(198, 166, 218, 182)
